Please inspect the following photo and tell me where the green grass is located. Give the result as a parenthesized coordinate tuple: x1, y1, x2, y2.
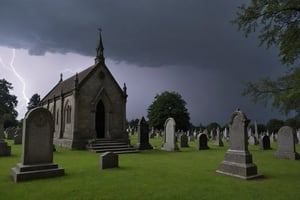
(0, 137, 300, 200)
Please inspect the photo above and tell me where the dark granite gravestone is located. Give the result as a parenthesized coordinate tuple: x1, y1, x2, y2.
(196, 133, 209, 150)
(11, 107, 64, 182)
(136, 117, 153, 150)
(100, 152, 119, 169)
(0, 117, 11, 156)
(180, 133, 189, 147)
(259, 135, 271, 150)
(161, 118, 179, 151)
(274, 126, 300, 160)
(216, 109, 263, 180)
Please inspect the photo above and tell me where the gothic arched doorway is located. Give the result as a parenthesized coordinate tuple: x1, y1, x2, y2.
(96, 100, 105, 138)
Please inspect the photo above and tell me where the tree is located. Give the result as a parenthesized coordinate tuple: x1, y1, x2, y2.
(266, 118, 284, 133)
(284, 116, 300, 129)
(233, 1, 300, 116)
(0, 79, 18, 118)
(206, 122, 221, 132)
(27, 93, 41, 111)
(147, 91, 190, 130)
(232, 0, 300, 65)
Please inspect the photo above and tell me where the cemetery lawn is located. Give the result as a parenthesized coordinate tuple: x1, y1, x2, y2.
(1, 137, 300, 200)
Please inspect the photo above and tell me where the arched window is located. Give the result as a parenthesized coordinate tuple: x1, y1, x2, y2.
(64, 102, 72, 124)
(56, 109, 59, 125)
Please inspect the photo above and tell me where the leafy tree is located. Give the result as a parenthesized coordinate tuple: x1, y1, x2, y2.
(232, 0, 300, 65)
(147, 91, 190, 130)
(249, 123, 267, 134)
(233, 1, 300, 116)
(266, 118, 284, 133)
(0, 79, 18, 118)
(27, 93, 41, 111)
(206, 122, 221, 132)
(284, 116, 300, 129)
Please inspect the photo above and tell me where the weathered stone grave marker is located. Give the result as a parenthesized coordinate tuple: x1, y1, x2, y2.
(100, 152, 119, 169)
(196, 133, 209, 150)
(0, 117, 11, 156)
(216, 109, 263, 180)
(14, 128, 22, 145)
(180, 133, 189, 147)
(161, 118, 179, 151)
(274, 126, 300, 160)
(259, 135, 271, 150)
(11, 107, 64, 182)
(136, 117, 153, 150)
(214, 127, 224, 147)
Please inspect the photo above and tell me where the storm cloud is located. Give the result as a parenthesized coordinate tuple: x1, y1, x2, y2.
(0, 0, 287, 125)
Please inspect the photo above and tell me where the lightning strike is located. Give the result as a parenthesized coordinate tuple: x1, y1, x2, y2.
(10, 49, 29, 104)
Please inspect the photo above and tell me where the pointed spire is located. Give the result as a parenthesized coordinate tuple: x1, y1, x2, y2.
(74, 73, 79, 89)
(59, 73, 63, 83)
(95, 28, 105, 64)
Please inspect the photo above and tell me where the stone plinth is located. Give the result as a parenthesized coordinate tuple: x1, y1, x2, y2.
(11, 163, 64, 182)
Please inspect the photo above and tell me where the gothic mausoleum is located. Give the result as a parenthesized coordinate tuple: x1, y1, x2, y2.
(41, 31, 129, 149)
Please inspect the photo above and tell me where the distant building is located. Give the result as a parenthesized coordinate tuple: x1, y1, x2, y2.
(41, 31, 129, 149)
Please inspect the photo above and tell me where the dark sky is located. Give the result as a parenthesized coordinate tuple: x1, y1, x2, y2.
(0, 0, 288, 125)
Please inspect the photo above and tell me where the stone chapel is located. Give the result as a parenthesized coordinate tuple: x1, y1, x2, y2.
(41, 31, 129, 149)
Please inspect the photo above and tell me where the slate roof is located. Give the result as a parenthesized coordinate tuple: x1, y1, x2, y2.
(41, 65, 96, 103)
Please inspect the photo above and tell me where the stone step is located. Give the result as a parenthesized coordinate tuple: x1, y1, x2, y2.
(88, 144, 131, 150)
(89, 142, 127, 147)
(87, 139, 139, 154)
(92, 148, 140, 154)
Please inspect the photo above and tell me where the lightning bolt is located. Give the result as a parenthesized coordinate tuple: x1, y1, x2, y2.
(10, 49, 29, 106)
(10, 49, 29, 104)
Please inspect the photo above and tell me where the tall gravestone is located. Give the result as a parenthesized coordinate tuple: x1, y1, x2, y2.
(180, 133, 189, 147)
(14, 128, 22, 145)
(0, 117, 11, 156)
(136, 117, 153, 150)
(274, 126, 300, 160)
(214, 127, 224, 147)
(11, 107, 64, 182)
(196, 133, 209, 150)
(259, 135, 271, 150)
(161, 118, 179, 151)
(216, 109, 263, 180)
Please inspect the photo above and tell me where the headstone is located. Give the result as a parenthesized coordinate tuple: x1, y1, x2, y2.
(203, 129, 209, 140)
(214, 127, 224, 147)
(11, 107, 65, 182)
(136, 117, 153, 150)
(100, 152, 119, 169)
(259, 135, 271, 150)
(216, 109, 263, 180)
(180, 133, 189, 147)
(274, 126, 300, 160)
(0, 117, 11, 156)
(161, 118, 179, 151)
(6, 127, 16, 139)
(223, 127, 228, 140)
(297, 130, 300, 144)
(254, 120, 259, 139)
(248, 135, 258, 145)
(14, 128, 22, 145)
(188, 135, 195, 142)
(196, 133, 209, 150)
